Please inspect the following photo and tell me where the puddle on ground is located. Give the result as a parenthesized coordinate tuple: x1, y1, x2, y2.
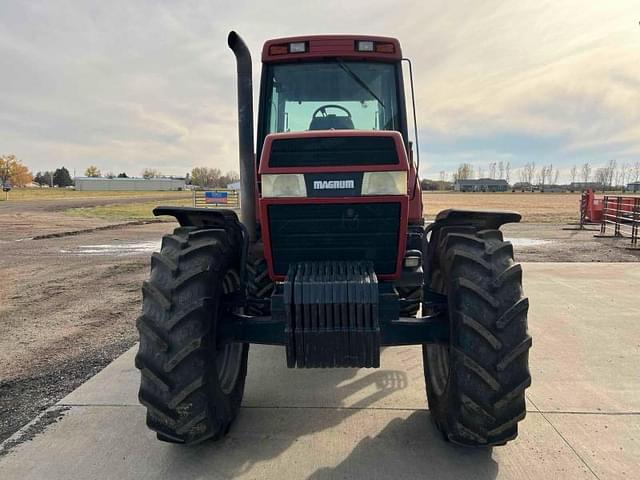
(60, 241, 161, 256)
(59, 238, 550, 256)
(505, 237, 552, 247)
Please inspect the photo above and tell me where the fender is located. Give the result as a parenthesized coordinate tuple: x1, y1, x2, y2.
(153, 206, 249, 288)
(427, 208, 521, 232)
(154, 206, 242, 230)
(423, 208, 521, 290)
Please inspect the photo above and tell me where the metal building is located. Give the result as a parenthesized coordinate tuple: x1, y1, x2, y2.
(74, 177, 186, 191)
(454, 178, 509, 192)
(627, 182, 640, 193)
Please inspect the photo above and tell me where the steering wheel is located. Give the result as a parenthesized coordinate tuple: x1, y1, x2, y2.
(311, 104, 352, 120)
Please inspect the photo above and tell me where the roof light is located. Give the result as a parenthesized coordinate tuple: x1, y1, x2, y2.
(356, 40, 374, 52)
(375, 42, 395, 54)
(289, 42, 307, 53)
(269, 44, 288, 55)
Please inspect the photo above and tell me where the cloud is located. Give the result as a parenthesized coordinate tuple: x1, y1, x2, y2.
(0, 0, 638, 181)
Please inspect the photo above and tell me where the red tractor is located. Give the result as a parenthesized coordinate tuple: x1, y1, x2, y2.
(136, 32, 531, 447)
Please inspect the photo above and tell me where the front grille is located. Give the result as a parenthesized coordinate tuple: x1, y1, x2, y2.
(269, 136, 398, 167)
(267, 203, 401, 275)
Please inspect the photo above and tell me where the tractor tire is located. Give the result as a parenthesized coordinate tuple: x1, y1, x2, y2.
(246, 256, 274, 316)
(135, 226, 248, 445)
(423, 226, 531, 446)
(397, 285, 421, 317)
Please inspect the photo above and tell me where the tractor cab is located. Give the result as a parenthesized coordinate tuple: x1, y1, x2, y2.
(260, 37, 406, 138)
(257, 36, 410, 161)
(252, 36, 422, 281)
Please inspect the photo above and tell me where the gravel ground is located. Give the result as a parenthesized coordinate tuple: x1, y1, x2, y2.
(0, 210, 637, 444)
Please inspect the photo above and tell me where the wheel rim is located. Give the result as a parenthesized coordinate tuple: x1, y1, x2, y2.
(216, 270, 243, 395)
(427, 344, 450, 396)
(426, 270, 451, 397)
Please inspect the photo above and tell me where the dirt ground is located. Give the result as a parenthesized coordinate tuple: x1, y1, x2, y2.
(423, 191, 638, 224)
(1, 193, 638, 443)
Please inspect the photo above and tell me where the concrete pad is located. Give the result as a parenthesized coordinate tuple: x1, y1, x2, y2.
(63, 344, 537, 411)
(545, 413, 640, 479)
(524, 263, 640, 413)
(3, 262, 640, 479)
(61, 344, 427, 409)
(0, 407, 594, 480)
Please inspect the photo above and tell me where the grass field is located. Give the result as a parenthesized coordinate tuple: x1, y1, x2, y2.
(2, 188, 191, 202)
(422, 192, 584, 224)
(61, 191, 588, 223)
(65, 198, 192, 220)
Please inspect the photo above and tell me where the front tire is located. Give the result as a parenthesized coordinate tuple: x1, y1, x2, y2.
(246, 256, 274, 316)
(135, 227, 248, 444)
(423, 226, 531, 446)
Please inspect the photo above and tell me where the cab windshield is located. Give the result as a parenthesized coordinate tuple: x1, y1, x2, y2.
(264, 61, 400, 134)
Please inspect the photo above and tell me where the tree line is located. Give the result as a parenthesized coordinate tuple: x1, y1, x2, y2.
(451, 161, 512, 183)
(81, 165, 240, 189)
(445, 160, 640, 189)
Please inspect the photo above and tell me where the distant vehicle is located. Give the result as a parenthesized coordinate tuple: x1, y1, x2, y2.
(2, 182, 11, 192)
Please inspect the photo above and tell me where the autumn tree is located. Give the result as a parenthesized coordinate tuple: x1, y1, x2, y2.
(0, 154, 33, 187)
(85, 165, 101, 177)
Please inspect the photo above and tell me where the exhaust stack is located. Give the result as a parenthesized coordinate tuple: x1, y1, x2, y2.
(228, 31, 256, 241)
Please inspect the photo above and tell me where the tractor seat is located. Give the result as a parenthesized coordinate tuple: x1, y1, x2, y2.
(309, 114, 355, 130)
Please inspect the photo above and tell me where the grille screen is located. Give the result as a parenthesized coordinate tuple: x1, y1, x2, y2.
(267, 202, 401, 275)
(269, 136, 398, 167)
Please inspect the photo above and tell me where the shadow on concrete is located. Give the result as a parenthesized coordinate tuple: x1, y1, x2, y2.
(150, 367, 425, 477)
(308, 412, 498, 480)
(140, 363, 496, 479)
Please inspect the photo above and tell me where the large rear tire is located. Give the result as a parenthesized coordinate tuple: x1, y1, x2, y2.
(423, 226, 531, 446)
(136, 227, 248, 444)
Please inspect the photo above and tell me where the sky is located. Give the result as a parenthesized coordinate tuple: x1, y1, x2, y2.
(1, 1, 639, 181)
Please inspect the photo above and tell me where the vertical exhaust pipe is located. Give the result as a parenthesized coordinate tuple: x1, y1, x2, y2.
(228, 31, 256, 241)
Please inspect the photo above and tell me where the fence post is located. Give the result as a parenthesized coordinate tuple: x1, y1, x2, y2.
(580, 191, 587, 228)
(600, 196, 608, 235)
(614, 196, 622, 237)
(633, 197, 639, 247)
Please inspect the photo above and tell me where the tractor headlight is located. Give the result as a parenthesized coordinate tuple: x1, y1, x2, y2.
(262, 174, 307, 197)
(361, 171, 407, 196)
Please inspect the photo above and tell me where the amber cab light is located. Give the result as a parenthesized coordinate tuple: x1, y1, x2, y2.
(269, 44, 288, 55)
(375, 43, 395, 53)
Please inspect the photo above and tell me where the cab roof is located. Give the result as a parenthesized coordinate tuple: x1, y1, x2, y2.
(262, 35, 402, 63)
